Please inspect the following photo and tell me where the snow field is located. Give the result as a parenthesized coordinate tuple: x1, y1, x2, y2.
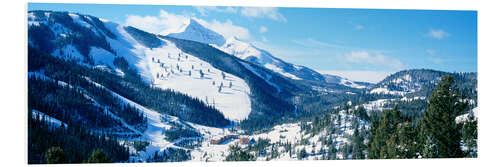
(141, 40, 252, 122)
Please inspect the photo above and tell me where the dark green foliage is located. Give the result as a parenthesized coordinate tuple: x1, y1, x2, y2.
(28, 111, 129, 164)
(351, 127, 366, 159)
(124, 26, 162, 48)
(226, 144, 256, 161)
(147, 148, 191, 162)
(386, 122, 419, 158)
(164, 124, 201, 141)
(353, 106, 369, 121)
(133, 141, 150, 152)
(45, 147, 67, 164)
(87, 149, 111, 163)
(461, 112, 477, 157)
(368, 105, 404, 159)
(297, 148, 307, 160)
(174, 138, 203, 149)
(421, 75, 466, 158)
(247, 138, 271, 157)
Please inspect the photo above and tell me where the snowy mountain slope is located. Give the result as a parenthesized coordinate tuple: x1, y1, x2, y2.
(217, 37, 326, 82)
(323, 74, 373, 89)
(28, 11, 252, 123)
(139, 39, 252, 122)
(168, 19, 226, 47)
(83, 76, 188, 161)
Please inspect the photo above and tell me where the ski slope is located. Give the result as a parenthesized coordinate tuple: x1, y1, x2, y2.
(138, 39, 252, 122)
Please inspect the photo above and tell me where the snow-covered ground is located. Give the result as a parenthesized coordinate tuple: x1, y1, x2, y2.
(138, 40, 252, 122)
(456, 107, 478, 123)
(187, 104, 371, 161)
(361, 99, 394, 112)
(370, 87, 406, 95)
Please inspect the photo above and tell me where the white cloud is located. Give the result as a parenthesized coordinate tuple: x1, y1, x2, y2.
(345, 51, 405, 69)
(240, 7, 287, 22)
(355, 25, 364, 30)
(125, 10, 189, 35)
(195, 6, 237, 16)
(292, 38, 342, 48)
(427, 29, 450, 39)
(195, 19, 251, 40)
(349, 21, 364, 30)
(261, 36, 268, 42)
(319, 70, 394, 83)
(125, 10, 251, 40)
(259, 26, 268, 33)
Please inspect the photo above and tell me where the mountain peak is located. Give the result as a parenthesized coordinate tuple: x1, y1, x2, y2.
(168, 18, 226, 46)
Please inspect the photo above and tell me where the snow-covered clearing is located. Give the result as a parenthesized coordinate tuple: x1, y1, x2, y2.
(370, 87, 406, 95)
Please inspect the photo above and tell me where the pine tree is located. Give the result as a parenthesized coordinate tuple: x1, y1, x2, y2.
(421, 75, 466, 158)
(225, 144, 255, 161)
(87, 149, 111, 163)
(45, 147, 67, 164)
(368, 105, 402, 159)
(462, 111, 477, 157)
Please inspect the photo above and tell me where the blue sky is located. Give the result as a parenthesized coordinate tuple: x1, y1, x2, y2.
(28, 3, 477, 83)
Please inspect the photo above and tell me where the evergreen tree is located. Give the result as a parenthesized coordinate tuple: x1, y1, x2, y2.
(386, 122, 419, 158)
(368, 105, 402, 159)
(421, 75, 466, 158)
(45, 147, 67, 164)
(351, 127, 365, 159)
(461, 111, 477, 157)
(225, 144, 255, 161)
(87, 149, 111, 163)
(298, 148, 307, 160)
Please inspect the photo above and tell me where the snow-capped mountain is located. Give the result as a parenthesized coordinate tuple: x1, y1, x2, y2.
(167, 19, 325, 82)
(218, 37, 325, 82)
(323, 74, 373, 89)
(167, 19, 226, 47)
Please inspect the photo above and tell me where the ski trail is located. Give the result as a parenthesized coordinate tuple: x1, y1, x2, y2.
(83, 77, 184, 160)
